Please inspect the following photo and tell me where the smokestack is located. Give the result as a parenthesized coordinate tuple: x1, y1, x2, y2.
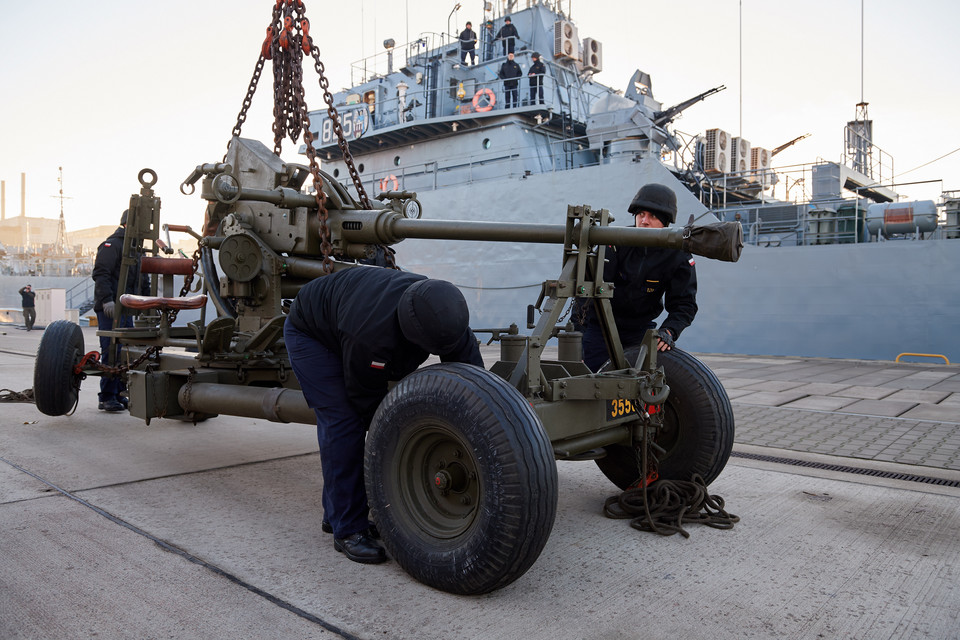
(21, 172, 26, 217)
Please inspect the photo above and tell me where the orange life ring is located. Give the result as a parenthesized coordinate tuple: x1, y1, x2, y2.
(472, 88, 496, 112)
(379, 174, 399, 191)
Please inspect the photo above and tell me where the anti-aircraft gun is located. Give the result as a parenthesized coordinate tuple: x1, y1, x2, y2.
(33, 136, 742, 595)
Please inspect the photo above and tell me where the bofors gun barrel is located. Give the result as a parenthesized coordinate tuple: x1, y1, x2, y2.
(211, 181, 742, 263)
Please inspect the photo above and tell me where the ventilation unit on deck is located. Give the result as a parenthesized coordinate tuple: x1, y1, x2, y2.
(703, 128, 730, 175)
(731, 137, 751, 174)
(554, 20, 579, 60)
(581, 37, 602, 72)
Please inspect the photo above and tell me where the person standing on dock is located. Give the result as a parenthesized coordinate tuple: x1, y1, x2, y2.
(499, 52, 522, 109)
(92, 210, 149, 412)
(528, 52, 545, 105)
(459, 21, 477, 65)
(574, 183, 699, 371)
(284, 267, 484, 565)
(18, 284, 35, 331)
(495, 16, 519, 55)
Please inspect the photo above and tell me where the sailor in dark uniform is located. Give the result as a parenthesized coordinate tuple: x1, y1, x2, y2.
(495, 16, 519, 55)
(91, 210, 149, 411)
(459, 21, 477, 65)
(499, 52, 522, 109)
(574, 183, 698, 371)
(284, 267, 484, 564)
(528, 51, 546, 104)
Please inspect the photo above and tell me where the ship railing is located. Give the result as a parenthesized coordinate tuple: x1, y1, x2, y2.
(359, 72, 565, 131)
(355, 127, 605, 197)
(349, 30, 537, 86)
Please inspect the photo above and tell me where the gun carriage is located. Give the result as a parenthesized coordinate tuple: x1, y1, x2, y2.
(34, 137, 740, 594)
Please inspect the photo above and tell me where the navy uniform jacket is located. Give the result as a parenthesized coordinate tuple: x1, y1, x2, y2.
(578, 244, 698, 340)
(499, 59, 522, 89)
(495, 23, 519, 43)
(459, 28, 477, 51)
(286, 267, 484, 424)
(528, 59, 546, 83)
(91, 227, 149, 312)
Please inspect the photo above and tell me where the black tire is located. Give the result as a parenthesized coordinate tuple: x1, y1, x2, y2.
(365, 363, 557, 595)
(34, 320, 86, 416)
(596, 347, 734, 488)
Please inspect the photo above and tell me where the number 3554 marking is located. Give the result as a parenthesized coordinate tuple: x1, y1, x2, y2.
(608, 398, 639, 420)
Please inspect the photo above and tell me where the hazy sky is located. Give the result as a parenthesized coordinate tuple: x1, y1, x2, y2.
(1, 0, 957, 232)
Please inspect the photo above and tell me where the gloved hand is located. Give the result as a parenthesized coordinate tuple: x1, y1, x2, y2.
(657, 328, 675, 352)
(103, 301, 115, 319)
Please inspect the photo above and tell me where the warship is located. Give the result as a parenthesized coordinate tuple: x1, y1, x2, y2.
(304, 0, 960, 362)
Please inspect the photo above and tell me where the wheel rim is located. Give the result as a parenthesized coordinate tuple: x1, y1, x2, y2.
(394, 422, 481, 539)
(655, 401, 681, 458)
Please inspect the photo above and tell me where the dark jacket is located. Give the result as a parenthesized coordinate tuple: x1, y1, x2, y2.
(577, 244, 698, 341)
(528, 59, 546, 83)
(92, 226, 149, 311)
(18, 287, 35, 308)
(287, 267, 484, 424)
(499, 60, 522, 89)
(459, 27, 477, 50)
(495, 23, 518, 43)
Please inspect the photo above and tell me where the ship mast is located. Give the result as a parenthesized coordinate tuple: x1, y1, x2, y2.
(54, 166, 69, 254)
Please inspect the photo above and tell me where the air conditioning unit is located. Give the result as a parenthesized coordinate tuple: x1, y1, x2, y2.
(581, 37, 603, 72)
(703, 128, 730, 175)
(751, 146, 772, 171)
(553, 20, 579, 61)
(751, 146, 773, 186)
(731, 136, 751, 174)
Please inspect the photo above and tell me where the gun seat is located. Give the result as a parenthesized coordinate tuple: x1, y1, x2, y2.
(120, 293, 207, 311)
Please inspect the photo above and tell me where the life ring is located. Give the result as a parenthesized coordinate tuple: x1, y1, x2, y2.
(472, 88, 496, 112)
(379, 175, 399, 191)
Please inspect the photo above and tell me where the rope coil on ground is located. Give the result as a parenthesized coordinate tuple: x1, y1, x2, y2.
(1, 388, 35, 403)
(603, 473, 739, 538)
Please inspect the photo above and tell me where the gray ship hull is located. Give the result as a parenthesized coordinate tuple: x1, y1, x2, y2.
(396, 164, 960, 363)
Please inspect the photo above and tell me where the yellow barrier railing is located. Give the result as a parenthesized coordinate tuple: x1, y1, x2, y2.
(895, 352, 950, 364)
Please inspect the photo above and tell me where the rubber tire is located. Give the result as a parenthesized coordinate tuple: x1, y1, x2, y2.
(365, 363, 558, 595)
(596, 347, 735, 488)
(34, 320, 86, 416)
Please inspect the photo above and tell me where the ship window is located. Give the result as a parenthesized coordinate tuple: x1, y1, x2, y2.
(333, 168, 340, 178)
(358, 163, 365, 173)
(394, 156, 401, 166)
(482, 138, 491, 149)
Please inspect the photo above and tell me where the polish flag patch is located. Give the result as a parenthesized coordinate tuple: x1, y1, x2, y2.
(370, 360, 386, 369)
(689, 258, 696, 266)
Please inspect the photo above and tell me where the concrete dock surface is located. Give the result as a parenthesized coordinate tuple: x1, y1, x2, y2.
(2, 326, 958, 639)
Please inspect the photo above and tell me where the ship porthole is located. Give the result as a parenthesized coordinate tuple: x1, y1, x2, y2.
(358, 163, 365, 173)
(394, 155, 401, 166)
(333, 168, 340, 178)
(482, 138, 491, 149)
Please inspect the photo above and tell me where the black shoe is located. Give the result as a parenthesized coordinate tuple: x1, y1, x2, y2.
(118, 396, 129, 409)
(323, 520, 380, 539)
(334, 531, 386, 564)
(98, 399, 125, 412)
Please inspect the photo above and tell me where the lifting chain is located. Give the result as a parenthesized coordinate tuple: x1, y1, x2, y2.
(226, 0, 397, 272)
(165, 245, 203, 326)
(79, 345, 163, 378)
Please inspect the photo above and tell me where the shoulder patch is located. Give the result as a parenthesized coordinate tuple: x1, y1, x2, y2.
(370, 360, 386, 370)
(689, 258, 696, 266)
(104, 242, 112, 247)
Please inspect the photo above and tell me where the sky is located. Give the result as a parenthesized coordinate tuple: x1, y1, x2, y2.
(1, 0, 958, 232)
